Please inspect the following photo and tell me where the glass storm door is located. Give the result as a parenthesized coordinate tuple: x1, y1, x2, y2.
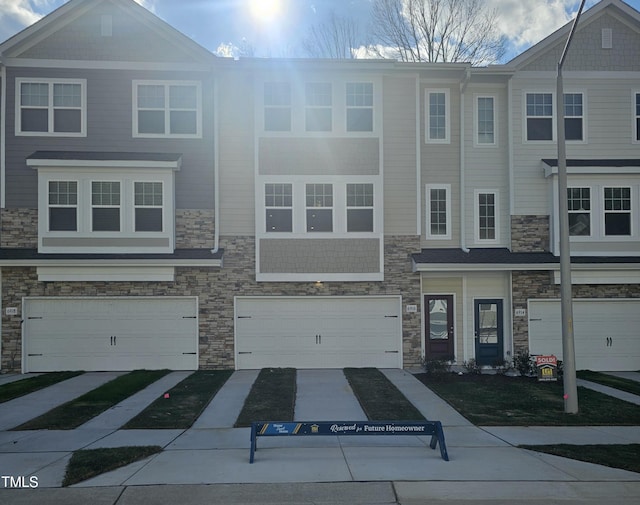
(424, 295, 454, 360)
(474, 299, 503, 366)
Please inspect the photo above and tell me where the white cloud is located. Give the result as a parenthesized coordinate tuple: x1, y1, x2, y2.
(487, 0, 599, 54)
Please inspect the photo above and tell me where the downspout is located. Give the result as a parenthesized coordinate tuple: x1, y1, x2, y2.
(507, 76, 514, 247)
(1, 56, 6, 209)
(460, 67, 471, 252)
(211, 73, 220, 254)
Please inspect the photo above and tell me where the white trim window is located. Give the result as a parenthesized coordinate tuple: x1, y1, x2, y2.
(16, 78, 86, 136)
(476, 190, 499, 242)
(604, 187, 631, 236)
(525, 92, 553, 141)
(265, 183, 293, 232)
(264, 82, 292, 132)
(346, 82, 373, 132)
(92, 181, 121, 232)
(48, 181, 78, 231)
(134, 182, 163, 232)
(564, 92, 584, 142)
(305, 82, 332, 132)
(634, 91, 640, 143)
(425, 184, 451, 239)
(568, 187, 591, 236)
(426, 89, 450, 143)
(306, 183, 333, 232)
(475, 96, 495, 146)
(346, 183, 374, 232)
(133, 81, 201, 138)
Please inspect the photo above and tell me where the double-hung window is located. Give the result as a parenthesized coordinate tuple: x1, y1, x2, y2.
(134, 81, 201, 137)
(346, 82, 373, 132)
(564, 93, 584, 141)
(17, 79, 85, 136)
(306, 184, 333, 232)
(476, 191, 498, 241)
(604, 187, 631, 236)
(306, 82, 332, 132)
(425, 184, 451, 239)
(48, 181, 78, 231)
(264, 82, 291, 131)
(568, 187, 591, 236)
(92, 182, 121, 232)
(346, 183, 374, 232)
(426, 90, 449, 143)
(134, 182, 163, 232)
(526, 92, 553, 141)
(265, 183, 293, 232)
(476, 96, 495, 145)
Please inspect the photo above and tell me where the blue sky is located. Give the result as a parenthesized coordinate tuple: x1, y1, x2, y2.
(1, 0, 639, 61)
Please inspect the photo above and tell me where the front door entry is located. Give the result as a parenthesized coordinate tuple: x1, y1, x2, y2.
(424, 295, 454, 360)
(474, 299, 504, 366)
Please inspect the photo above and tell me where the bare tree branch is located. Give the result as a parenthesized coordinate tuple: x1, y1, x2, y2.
(371, 0, 506, 64)
(302, 11, 361, 59)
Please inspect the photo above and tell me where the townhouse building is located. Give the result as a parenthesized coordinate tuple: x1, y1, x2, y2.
(0, 0, 638, 374)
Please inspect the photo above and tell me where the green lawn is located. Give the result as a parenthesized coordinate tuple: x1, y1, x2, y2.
(125, 370, 233, 429)
(418, 373, 640, 425)
(13, 370, 170, 430)
(0, 372, 83, 403)
(577, 370, 640, 396)
(234, 368, 296, 427)
(521, 444, 640, 474)
(344, 368, 425, 421)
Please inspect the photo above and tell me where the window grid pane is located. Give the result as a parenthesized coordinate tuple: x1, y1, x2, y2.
(429, 188, 447, 235)
(526, 93, 553, 117)
(429, 92, 446, 139)
(568, 187, 591, 236)
(478, 193, 496, 240)
(346, 82, 373, 132)
(477, 97, 494, 143)
(306, 184, 333, 208)
(346, 184, 373, 207)
(604, 187, 631, 211)
(92, 181, 121, 206)
(135, 182, 163, 207)
(21, 83, 49, 107)
(265, 183, 292, 207)
(49, 181, 77, 206)
(138, 85, 165, 109)
(53, 84, 81, 107)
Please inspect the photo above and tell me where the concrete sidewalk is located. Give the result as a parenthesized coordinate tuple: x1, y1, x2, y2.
(0, 369, 639, 503)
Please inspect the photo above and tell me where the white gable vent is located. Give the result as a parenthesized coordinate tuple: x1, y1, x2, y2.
(602, 28, 612, 49)
(101, 15, 113, 37)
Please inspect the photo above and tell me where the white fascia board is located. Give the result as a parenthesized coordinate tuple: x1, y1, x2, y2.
(0, 258, 222, 268)
(544, 165, 640, 178)
(27, 159, 181, 170)
(412, 262, 558, 272)
(257, 272, 384, 282)
(4, 58, 212, 72)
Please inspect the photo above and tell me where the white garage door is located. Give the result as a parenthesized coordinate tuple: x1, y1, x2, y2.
(528, 299, 640, 371)
(235, 296, 402, 369)
(23, 297, 199, 372)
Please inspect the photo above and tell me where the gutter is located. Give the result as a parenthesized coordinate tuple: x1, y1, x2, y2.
(460, 67, 471, 252)
(211, 73, 220, 254)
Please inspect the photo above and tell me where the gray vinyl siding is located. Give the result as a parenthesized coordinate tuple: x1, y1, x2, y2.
(463, 85, 510, 247)
(511, 75, 640, 216)
(383, 75, 418, 235)
(4, 66, 214, 210)
(217, 70, 255, 236)
(17, 1, 202, 64)
(420, 82, 461, 248)
(522, 13, 640, 72)
(259, 138, 379, 176)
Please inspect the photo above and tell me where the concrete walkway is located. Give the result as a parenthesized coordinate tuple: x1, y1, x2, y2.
(0, 368, 639, 504)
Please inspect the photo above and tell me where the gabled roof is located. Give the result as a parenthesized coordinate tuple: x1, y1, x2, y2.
(0, 0, 215, 63)
(505, 0, 640, 70)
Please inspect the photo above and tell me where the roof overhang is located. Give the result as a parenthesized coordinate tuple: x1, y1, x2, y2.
(542, 159, 640, 177)
(27, 151, 183, 170)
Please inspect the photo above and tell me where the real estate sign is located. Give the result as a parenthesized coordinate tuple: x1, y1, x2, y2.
(536, 355, 558, 382)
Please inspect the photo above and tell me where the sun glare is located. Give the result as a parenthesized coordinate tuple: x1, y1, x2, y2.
(248, 0, 284, 23)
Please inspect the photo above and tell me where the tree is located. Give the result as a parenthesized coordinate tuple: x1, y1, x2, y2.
(302, 11, 362, 59)
(370, 0, 506, 64)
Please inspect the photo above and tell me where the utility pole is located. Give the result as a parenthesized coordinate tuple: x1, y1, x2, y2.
(556, 0, 586, 414)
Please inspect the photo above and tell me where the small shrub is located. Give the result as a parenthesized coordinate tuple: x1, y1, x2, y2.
(423, 357, 453, 378)
(513, 350, 536, 377)
(492, 358, 512, 375)
(463, 358, 482, 375)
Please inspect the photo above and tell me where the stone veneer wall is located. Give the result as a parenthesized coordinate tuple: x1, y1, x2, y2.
(1, 209, 38, 248)
(511, 216, 549, 253)
(511, 271, 640, 353)
(1, 234, 423, 372)
(175, 209, 215, 249)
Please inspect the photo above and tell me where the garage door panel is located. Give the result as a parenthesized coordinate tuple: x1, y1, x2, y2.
(24, 297, 198, 372)
(529, 300, 640, 371)
(235, 296, 402, 369)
